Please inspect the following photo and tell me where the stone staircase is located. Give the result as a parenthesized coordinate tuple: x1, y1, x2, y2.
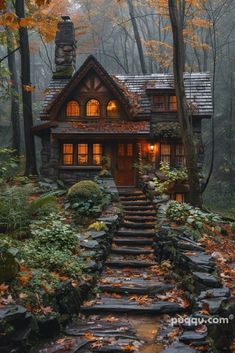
(81, 189, 183, 316)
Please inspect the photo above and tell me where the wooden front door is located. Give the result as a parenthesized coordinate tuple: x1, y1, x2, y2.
(115, 143, 135, 186)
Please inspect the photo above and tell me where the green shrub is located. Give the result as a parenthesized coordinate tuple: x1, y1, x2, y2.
(0, 148, 19, 182)
(29, 194, 60, 217)
(0, 185, 32, 232)
(166, 201, 222, 229)
(67, 180, 102, 203)
(152, 162, 188, 195)
(166, 201, 191, 224)
(30, 213, 78, 251)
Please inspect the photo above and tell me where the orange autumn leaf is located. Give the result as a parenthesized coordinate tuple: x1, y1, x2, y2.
(22, 85, 35, 93)
(123, 345, 135, 352)
(84, 332, 97, 341)
(0, 283, 9, 293)
(18, 272, 32, 285)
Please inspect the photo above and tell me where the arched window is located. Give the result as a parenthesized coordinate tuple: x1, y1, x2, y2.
(107, 100, 119, 117)
(66, 101, 80, 117)
(86, 99, 100, 117)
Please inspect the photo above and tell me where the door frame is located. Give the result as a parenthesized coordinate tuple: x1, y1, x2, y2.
(113, 141, 137, 187)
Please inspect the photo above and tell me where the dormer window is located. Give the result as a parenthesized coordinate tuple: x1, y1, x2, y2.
(86, 99, 100, 117)
(153, 95, 177, 112)
(66, 101, 80, 117)
(107, 100, 119, 117)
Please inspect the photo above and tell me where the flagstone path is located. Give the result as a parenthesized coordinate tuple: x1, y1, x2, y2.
(40, 189, 185, 353)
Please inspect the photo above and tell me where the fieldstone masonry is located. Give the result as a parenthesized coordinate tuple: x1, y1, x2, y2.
(55, 16, 76, 76)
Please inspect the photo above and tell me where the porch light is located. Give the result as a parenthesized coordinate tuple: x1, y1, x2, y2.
(150, 144, 155, 152)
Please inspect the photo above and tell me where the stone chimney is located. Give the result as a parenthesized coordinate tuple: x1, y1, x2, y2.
(54, 16, 76, 79)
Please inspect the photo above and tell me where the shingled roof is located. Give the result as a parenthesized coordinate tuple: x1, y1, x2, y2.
(115, 72, 213, 117)
(40, 63, 212, 118)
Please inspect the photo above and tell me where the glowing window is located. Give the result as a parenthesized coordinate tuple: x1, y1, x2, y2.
(66, 101, 80, 117)
(107, 100, 119, 117)
(169, 95, 177, 111)
(63, 144, 73, 165)
(161, 144, 171, 163)
(86, 99, 100, 117)
(153, 96, 165, 111)
(77, 144, 88, 165)
(127, 144, 133, 157)
(118, 144, 125, 157)
(175, 193, 185, 203)
(93, 144, 102, 165)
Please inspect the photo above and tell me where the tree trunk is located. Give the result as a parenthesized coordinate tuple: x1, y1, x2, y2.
(6, 28, 21, 155)
(15, 0, 37, 175)
(168, 0, 202, 207)
(126, 0, 147, 74)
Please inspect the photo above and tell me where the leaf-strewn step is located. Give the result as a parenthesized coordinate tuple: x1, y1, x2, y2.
(81, 298, 183, 314)
(111, 246, 153, 255)
(113, 237, 153, 246)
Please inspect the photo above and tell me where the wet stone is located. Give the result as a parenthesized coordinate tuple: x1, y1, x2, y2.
(193, 272, 221, 288)
(87, 231, 106, 240)
(80, 240, 100, 250)
(161, 342, 198, 353)
(198, 287, 230, 300)
(197, 297, 228, 314)
(179, 330, 208, 344)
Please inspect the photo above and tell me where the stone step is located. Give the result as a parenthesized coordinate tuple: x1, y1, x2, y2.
(124, 215, 156, 223)
(81, 298, 183, 315)
(122, 201, 151, 206)
(123, 206, 154, 211)
(119, 195, 146, 201)
(124, 211, 156, 217)
(98, 279, 173, 295)
(118, 190, 143, 197)
(105, 260, 156, 268)
(113, 237, 153, 246)
(117, 229, 155, 237)
(122, 221, 155, 229)
(111, 246, 153, 255)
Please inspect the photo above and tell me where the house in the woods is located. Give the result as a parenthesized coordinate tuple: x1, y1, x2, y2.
(33, 16, 213, 201)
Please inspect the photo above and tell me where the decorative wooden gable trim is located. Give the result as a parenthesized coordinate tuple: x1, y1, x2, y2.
(46, 55, 132, 120)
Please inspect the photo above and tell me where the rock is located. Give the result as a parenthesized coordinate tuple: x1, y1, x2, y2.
(38, 316, 60, 339)
(208, 302, 235, 351)
(182, 252, 215, 272)
(198, 287, 230, 300)
(0, 306, 34, 353)
(80, 240, 100, 250)
(179, 330, 208, 344)
(197, 297, 228, 314)
(192, 272, 221, 288)
(177, 240, 204, 252)
(55, 281, 82, 314)
(0, 248, 19, 282)
(83, 260, 98, 272)
(87, 231, 106, 240)
(161, 342, 198, 353)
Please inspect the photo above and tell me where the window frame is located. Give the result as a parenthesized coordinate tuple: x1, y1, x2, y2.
(160, 142, 185, 168)
(153, 94, 177, 112)
(160, 143, 171, 164)
(66, 100, 80, 117)
(107, 100, 119, 118)
(61, 142, 102, 167)
(86, 99, 101, 117)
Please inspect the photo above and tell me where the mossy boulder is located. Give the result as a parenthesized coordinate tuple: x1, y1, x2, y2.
(0, 248, 19, 282)
(67, 180, 102, 203)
